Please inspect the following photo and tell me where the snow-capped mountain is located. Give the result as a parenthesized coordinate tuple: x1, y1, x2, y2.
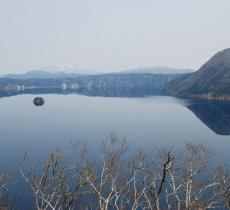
(1, 65, 193, 80)
(35, 64, 100, 74)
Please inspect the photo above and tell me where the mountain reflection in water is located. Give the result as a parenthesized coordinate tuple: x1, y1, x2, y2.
(186, 100, 230, 136)
(1, 88, 230, 136)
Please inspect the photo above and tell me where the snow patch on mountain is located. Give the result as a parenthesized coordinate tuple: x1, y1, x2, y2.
(35, 64, 100, 74)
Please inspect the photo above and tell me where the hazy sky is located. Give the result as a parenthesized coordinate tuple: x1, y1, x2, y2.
(0, 0, 230, 74)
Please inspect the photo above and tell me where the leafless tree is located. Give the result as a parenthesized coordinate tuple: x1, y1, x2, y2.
(0, 173, 12, 210)
(20, 150, 88, 210)
(81, 134, 132, 210)
(128, 147, 175, 210)
(162, 143, 228, 209)
(19, 136, 230, 210)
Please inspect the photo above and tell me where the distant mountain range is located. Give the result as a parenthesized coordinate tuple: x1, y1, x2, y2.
(2, 64, 100, 79)
(1, 66, 193, 80)
(1, 48, 230, 100)
(3, 70, 85, 80)
(117, 66, 193, 75)
(167, 48, 230, 99)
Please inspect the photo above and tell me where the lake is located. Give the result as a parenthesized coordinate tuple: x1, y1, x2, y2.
(0, 93, 230, 208)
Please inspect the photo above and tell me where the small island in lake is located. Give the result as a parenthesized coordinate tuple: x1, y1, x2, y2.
(33, 97, 45, 106)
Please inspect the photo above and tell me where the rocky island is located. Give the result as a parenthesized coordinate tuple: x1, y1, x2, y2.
(33, 97, 45, 106)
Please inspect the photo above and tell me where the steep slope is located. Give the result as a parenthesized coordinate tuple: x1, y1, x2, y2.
(167, 48, 230, 98)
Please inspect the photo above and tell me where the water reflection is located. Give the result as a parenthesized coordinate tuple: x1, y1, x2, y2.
(186, 100, 230, 136)
(1, 88, 230, 136)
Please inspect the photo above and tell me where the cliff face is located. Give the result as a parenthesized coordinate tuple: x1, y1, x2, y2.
(167, 48, 230, 98)
(77, 74, 179, 92)
(0, 73, 183, 98)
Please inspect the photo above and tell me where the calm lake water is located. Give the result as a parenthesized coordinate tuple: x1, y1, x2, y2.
(0, 93, 230, 207)
(0, 94, 230, 167)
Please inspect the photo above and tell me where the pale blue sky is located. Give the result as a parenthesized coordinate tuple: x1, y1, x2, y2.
(0, 0, 230, 73)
